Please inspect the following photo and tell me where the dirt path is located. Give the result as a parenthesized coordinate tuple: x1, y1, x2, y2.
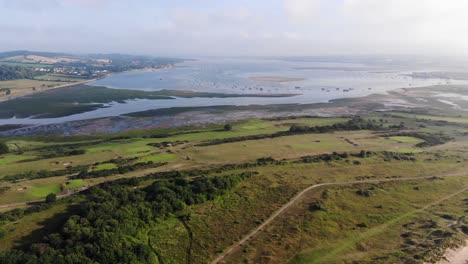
(147, 229, 164, 264)
(211, 173, 468, 264)
(179, 217, 194, 264)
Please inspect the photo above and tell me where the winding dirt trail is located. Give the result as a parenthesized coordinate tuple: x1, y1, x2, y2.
(211, 173, 468, 264)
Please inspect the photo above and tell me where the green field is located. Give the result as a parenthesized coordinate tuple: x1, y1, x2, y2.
(33, 74, 85, 82)
(28, 183, 61, 199)
(387, 136, 424, 144)
(62, 179, 85, 191)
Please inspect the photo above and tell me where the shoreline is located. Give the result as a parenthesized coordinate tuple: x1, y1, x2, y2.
(437, 240, 468, 264)
(0, 64, 176, 103)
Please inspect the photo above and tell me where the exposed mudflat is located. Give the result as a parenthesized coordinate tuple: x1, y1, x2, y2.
(249, 76, 305, 82)
(2, 84, 466, 136)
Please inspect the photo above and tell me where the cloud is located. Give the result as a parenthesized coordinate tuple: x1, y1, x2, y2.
(284, 0, 321, 24)
(339, 0, 468, 54)
(2, 0, 468, 56)
(1, 0, 59, 11)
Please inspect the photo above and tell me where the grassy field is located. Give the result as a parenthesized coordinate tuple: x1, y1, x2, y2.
(0, 79, 67, 93)
(62, 179, 85, 190)
(225, 176, 467, 263)
(0, 113, 467, 263)
(33, 74, 85, 82)
(186, 156, 468, 263)
(387, 136, 424, 144)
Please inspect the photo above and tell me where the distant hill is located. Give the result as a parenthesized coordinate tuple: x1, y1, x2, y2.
(0, 50, 184, 66)
(0, 50, 70, 60)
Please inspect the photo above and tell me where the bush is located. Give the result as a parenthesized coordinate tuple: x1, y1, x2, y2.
(356, 189, 373, 197)
(224, 124, 232, 131)
(45, 193, 57, 203)
(0, 142, 8, 154)
(309, 201, 326, 211)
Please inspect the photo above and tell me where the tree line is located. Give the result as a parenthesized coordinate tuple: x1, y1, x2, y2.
(0, 172, 253, 263)
(300, 151, 416, 164)
(0, 65, 40, 81)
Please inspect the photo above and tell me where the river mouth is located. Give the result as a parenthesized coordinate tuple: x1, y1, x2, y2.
(0, 57, 464, 126)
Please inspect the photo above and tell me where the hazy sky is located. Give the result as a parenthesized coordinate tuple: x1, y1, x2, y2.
(1, 0, 468, 56)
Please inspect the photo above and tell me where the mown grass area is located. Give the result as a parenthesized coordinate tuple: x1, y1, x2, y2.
(27, 184, 61, 199)
(33, 74, 85, 82)
(387, 136, 424, 144)
(180, 130, 400, 164)
(0, 176, 71, 204)
(225, 176, 467, 264)
(62, 179, 85, 191)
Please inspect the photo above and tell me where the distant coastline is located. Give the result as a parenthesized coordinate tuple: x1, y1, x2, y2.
(0, 64, 176, 103)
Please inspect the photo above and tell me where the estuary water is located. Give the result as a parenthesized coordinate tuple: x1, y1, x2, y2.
(0, 57, 460, 125)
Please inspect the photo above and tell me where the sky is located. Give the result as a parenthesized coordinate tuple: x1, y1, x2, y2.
(1, 0, 468, 57)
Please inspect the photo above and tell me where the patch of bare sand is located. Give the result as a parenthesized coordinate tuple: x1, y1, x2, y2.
(437, 240, 468, 264)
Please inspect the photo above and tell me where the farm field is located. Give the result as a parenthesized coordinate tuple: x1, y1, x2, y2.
(0, 112, 467, 263)
(0, 78, 75, 99)
(33, 74, 86, 82)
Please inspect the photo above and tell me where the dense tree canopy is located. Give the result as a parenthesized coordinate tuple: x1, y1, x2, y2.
(0, 65, 39, 81)
(0, 172, 253, 264)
